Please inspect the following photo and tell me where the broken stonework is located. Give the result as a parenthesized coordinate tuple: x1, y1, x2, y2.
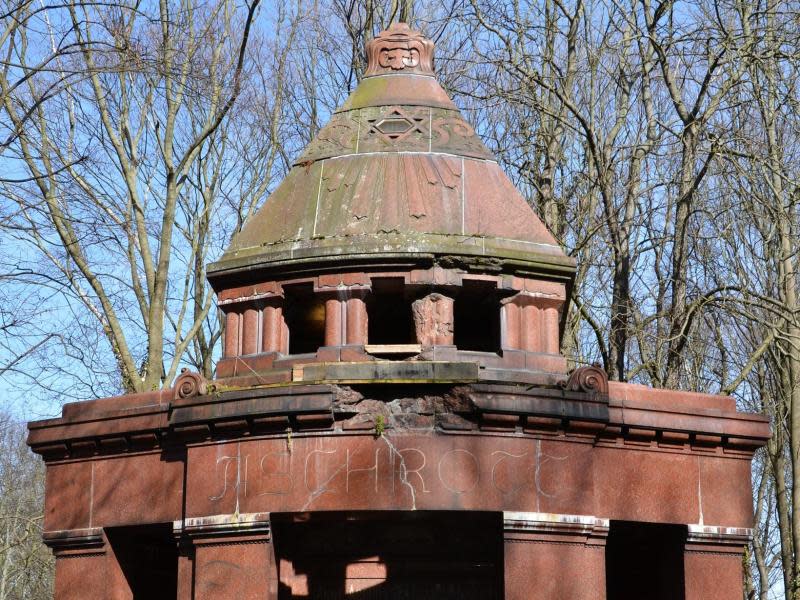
(412, 293, 454, 346)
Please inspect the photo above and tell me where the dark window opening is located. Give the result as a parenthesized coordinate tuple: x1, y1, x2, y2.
(272, 511, 504, 599)
(105, 523, 178, 600)
(454, 282, 501, 352)
(606, 521, 686, 600)
(284, 285, 325, 355)
(367, 279, 416, 345)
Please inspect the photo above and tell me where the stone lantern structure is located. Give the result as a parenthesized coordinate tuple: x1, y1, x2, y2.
(28, 23, 770, 600)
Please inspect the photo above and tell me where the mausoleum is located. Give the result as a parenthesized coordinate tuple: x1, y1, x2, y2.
(28, 23, 770, 600)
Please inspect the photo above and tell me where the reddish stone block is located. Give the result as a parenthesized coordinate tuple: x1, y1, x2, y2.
(521, 279, 566, 298)
(54, 553, 108, 600)
(44, 462, 92, 531)
(185, 434, 600, 517)
(593, 447, 700, 524)
(524, 351, 567, 372)
(524, 415, 562, 435)
(218, 281, 281, 303)
(91, 453, 183, 528)
(698, 456, 755, 527)
(608, 381, 736, 412)
(504, 539, 605, 600)
(684, 552, 743, 600)
(340, 345, 370, 362)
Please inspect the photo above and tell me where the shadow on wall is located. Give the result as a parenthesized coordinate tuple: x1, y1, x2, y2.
(106, 523, 178, 599)
(606, 521, 686, 600)
(271, 511, 504, 599)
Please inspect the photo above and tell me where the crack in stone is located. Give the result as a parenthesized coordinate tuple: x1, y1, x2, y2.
(301, 461, 347, 511)
(381, 435, 417, 510)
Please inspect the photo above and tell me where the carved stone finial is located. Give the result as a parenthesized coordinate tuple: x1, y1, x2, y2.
(173, 368, 208, 401)
(364, 22, 435, 78)
(563, 365, 609, 395)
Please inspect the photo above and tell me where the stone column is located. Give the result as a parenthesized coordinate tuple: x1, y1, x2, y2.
(500, 297, 521, 350)
(503, 512, 608, 600)
(540, 298, 562, 354)
(501, 293, 564, 353)
(261, 299, 285, 354)
(322, 291, 368, 348)
(521, 302, 541, 351)
(241, 305, 260, 356)
(223, 310, 240, 358)
(44, 528, 109, 600)
(177, 513, 278, 600)
(345, 294, 368, 345)
(324, 296, 345, 346)
(683, 525, 750, 600)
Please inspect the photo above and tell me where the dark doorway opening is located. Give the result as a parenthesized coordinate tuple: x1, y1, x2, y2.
(454, 281, 500, 352)
(105, 523, 178, 600)
(284, 284, 326, 354)
(367, 279, 416, 345)
(606, 521, 686, 600)
(272, 511, 503, 599)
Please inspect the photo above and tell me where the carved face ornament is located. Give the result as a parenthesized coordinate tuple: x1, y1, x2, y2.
(379, 44, 421, 70)
(364, 23, 435, 77)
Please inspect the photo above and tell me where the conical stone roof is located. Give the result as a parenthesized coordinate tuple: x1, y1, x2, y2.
(209, 23, 574, 283)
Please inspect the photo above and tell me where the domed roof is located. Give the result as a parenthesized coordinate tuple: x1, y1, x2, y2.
(209, 23, 574, 283)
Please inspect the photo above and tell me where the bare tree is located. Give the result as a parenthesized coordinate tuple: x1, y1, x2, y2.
(0, 414, 53, 599)
(2, 0, 270, 394)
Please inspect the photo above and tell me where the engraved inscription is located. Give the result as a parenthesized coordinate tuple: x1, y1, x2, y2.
(204, 437, 575, 512)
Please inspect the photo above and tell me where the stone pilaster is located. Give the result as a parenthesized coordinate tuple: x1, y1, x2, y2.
(175, 512, 277, 600)
(44, 528, 108, 600)
(503, 512, 608, 600)
(683, 525, 751, 600)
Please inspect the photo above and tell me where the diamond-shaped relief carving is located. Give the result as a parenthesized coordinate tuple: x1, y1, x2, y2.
(374, 117, 414, 137)
(365, 106, 427, 145)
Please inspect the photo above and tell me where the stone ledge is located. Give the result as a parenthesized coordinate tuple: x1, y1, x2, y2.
(43, 527, 105, 554)
(503, 512, 609, 546)
(175, 512, 271, 541)
(685, 524, 752, 554)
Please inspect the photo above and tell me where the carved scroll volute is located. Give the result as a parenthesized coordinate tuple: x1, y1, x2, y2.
(364, 22, 435, 77)
(564, 364, 609, 395)
(173, 368, 208, 401)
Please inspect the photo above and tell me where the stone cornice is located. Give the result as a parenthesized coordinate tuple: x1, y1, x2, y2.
(28, 366, 769, 462)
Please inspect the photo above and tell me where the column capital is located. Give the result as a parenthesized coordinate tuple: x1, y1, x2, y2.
(174, 512, 271, 545)
(503, 512, 609, 546)
(43, 527, 105, 557)
(685, 524, 752, 555)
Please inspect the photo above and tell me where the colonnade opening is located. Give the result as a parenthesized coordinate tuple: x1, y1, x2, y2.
(284, 284, 326, 355)
(454, 281, 501, 353)
(105, 523, 178, 599)
(605, 521, 685, 600)
(366, 279, 416, 346)
(271, 511, 504, 599)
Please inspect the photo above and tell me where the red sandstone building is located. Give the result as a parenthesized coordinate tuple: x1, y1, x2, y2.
(28, 23, 770, 600)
